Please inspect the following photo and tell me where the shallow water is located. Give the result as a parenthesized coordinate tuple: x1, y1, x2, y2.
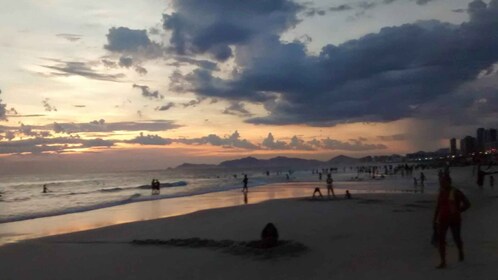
(0, 169, 441, 246)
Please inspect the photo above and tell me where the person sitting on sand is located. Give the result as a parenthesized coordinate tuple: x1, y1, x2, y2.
(261, 223, 279, 248)
(242, 174, 249, 192)
(345, 190, 352, 199)
(433, 173, 471, 269)
(326, 174, 336, 198)
(312, 187, 323, 199)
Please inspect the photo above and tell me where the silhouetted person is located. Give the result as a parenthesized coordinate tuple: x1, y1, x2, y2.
(242, 174, 249, 192)
(433, 174, 470, 269)
(490, 175, 495, 189)
(42, 184, 48, 193)
(345, 190, 352, 199)
(151, 179, 160, 195)
(326, 174, 336, 198)
(318, 172, 323, 181)
(312, 187, 323, 199)
(261, 223, 279, 248)
(477, 165, 498, 189)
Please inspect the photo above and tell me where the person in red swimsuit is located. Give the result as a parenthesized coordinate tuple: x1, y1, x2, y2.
(433, 173, 471, 269)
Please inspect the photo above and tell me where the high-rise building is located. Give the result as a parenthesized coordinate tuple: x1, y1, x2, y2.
(485, 128, 497, 151)
(488, 129, 497, 142)
(461, 136, 476, 155)
(450, 138, 457, 155)
(477, 127, 485, 152)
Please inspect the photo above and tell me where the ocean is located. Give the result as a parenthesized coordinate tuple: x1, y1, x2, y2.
(0, 166, 438, 224)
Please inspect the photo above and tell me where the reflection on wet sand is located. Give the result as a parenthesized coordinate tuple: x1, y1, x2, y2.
(0, 182, 328, 246)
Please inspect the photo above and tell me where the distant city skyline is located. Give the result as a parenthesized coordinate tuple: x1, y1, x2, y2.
(1, 0, 498, 172)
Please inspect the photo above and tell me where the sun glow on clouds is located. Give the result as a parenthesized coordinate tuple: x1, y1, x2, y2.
(1, 0, 497, 172)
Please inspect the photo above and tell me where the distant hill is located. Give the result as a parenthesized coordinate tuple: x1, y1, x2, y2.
(219, 156, 324, 169)
(175, 153, 407, 170)
(327, 155, 360, 165)
(175, 163, 218, 169)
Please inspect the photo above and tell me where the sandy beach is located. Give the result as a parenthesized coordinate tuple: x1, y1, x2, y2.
(1, 167, 497, 279)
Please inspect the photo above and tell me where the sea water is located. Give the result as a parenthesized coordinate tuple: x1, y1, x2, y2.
(0, 166, 438, 224)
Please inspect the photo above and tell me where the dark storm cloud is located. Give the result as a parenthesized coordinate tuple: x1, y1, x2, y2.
(162, 0, 303, 61)
(171, 0, 498, 126)
(42, 60, 125, 82)
(132, 84, 163, 100)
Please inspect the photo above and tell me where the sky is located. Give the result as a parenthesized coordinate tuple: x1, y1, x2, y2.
(0, 0, 497, 173)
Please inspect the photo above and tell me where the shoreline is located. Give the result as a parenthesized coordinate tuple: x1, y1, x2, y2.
(0, 181, 337, 245)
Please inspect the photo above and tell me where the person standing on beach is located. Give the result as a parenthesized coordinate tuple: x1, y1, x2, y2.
(326, 174, 336, 198)
(242, 174, 249, 192)
(433, 173, 471, 269)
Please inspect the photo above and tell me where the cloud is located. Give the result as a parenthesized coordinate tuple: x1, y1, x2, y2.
(105, 27, 153, 52)
(42, 59, 125, 82)
(51, 120, 180, 133)
(260, 133, 385, 151)
(329, 4, 353, 12)
(377, 134, 407, 141)
(132, 84, 163, 100)
(42, 98, 57, 112)
(182, 98, 204, 108)
(169, 57, 219, 71)
(177, 130, 258, 149)
(320, 138, 387, 151)
(134, 65, 148, 75)
(261, 132, 289, 149)
(118, 56, 133, 68)
(0, 137, 114, 155)
(104, 27, 164, 62)
(162, 0, 302, 61)
(56, 33, 82, 42)
(126, 132, 172, 145)
(222, 102, 252, 117)
(170, 1, 498, 127)
(156, 102, 175, 111)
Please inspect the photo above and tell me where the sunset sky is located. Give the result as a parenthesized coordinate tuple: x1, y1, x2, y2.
(1, 0, 497, 173)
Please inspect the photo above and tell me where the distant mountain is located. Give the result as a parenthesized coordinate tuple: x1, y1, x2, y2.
(327, 155, 360, 164)
(175, 163, 217, 169)
(219, 156, 324, 169)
